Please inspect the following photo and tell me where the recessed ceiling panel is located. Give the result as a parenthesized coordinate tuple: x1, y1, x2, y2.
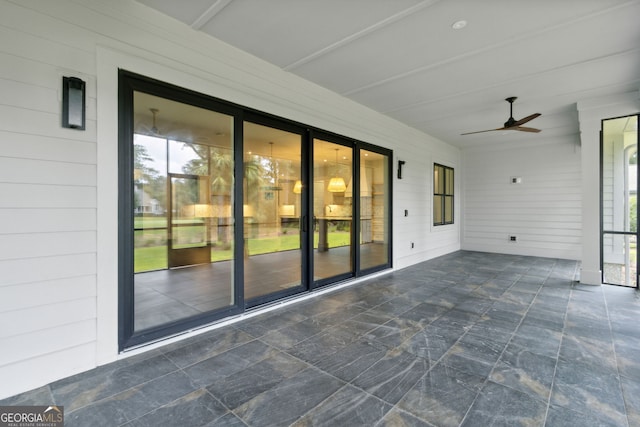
(290, 0, 633, 95)
(198, 0, 423, 68)
(136, 0, 215, 26)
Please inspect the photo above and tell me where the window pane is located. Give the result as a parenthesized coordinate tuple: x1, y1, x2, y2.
(360, 149, 389, 270)
(444, 196, 453, 223)
(244, 121, 302, 300)
(445, 168, 454, 195)
(434, 196, 443, 225)
(132, 91, 235, 332)
(314, 139, 353, 281)
(434, 165, 444, 194)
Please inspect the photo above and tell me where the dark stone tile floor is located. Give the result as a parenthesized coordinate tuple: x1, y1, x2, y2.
(3, 251, 640, 426)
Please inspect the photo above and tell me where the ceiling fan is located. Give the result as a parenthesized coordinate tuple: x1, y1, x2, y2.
(461, 97, 541, 135)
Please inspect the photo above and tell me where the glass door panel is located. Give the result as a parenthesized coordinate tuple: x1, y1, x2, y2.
(359, 149, 390, 271)
(601, 115, 638, 287)
(243, 121, 304, 301)
(313, 139, 353, 282)
(132, 91, 235, 332)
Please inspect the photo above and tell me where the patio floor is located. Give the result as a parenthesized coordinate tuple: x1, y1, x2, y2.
(2, 250, 640, 426)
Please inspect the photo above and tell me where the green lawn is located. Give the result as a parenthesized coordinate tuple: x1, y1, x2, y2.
(135, 231, 351, 272)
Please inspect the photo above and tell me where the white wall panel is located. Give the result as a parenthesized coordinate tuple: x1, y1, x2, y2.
(0, 231, 95, 260)
(0, 184, 95, 208)
(0, 298, 96, 339)
(0, 276, 96, 312)
(462, 140, 581, 259)
(0, 343, 96, 401)
(0, 209, 95, 233)
(0, 319, 95, 367)
(0, 157, 96, 186)
(0, 254, 96, 287)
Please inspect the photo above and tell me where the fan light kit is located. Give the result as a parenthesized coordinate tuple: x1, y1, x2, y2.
(462, 97, 541, 135)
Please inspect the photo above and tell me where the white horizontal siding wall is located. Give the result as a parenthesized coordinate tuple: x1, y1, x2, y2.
(462, 140, 581, 259)
(0, 0, 459, 398)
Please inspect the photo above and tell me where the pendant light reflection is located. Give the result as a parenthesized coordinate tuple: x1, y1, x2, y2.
(150, 108, 159, 134)
(327, 148, 346, 192)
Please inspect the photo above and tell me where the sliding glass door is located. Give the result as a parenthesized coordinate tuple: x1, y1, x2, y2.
(120, 71, 392, 349)
(359, 147, 391, 272)
(313, 138, 354, 285)
(243, 119, 307, 305)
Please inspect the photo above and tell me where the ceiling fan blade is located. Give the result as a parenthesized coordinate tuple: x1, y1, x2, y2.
(461, 127, 506, 135)
(512, 113, 541, 127)
(513, 126, 541, 133)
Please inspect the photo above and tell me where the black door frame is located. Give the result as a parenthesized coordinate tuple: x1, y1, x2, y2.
(118, 70, 393, 350)
(600, 113, 640, 288)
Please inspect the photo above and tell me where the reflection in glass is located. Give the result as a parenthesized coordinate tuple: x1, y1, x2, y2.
(313, 139, 353, 281)
(243, 122, 302, 300)
(132, 91, 235, 331)
(359, 149, 389, 270)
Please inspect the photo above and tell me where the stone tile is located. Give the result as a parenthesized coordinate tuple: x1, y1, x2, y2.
(373, 295, 422, 317)
(352, 348, 429, 405)
(398, 364, 484, 427)
(501, 289, 537, 306)
(511, 323, 562, 358)
(365, 318, 424, 348)
(440, 332, 505, 378)
(65, 370, 199, 426)
(162, 328, 255, 368)
(399, 302, 449, 326)
(234, 310, 308, 338)
(51, 353, 178, 412)
(461, 381, 547, 426)
(292, 384, 392, 426)
(430, 309, 479, 331)
(614, 338, 640, 380)
(125, 388, 229, 427)
(465, 320, 513, 346)
(551, 358, 627, 426)
(258, 320, 326, 350)
(454, 297, 494, 316)
(490, 343, 556, 401)
(621, 375, 640, 427)
(520, 307, 566, 332)
(400, 324, 465, 364)
(205, 351, 308, 409)
(559, 334, 617, 370)
(312, 339, 387, 382)
(289, 324, 364, 365)
(545, 404, 621, 427)
(234, 367, 344, 427)
(343, 309, 397, 336)
(183, 340, 278, 388)
(376, 408, 435, 427)
(481, 307, 523, 328)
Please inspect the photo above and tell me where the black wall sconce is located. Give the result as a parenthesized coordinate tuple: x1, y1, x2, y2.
(397, 160, 405, 179)
(62, 76, 86, 130)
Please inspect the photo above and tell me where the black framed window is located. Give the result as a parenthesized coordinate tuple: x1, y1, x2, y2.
(434, 163, 454, 226)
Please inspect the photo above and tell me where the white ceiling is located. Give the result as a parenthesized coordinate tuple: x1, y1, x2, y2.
(135, 0, 640, 149)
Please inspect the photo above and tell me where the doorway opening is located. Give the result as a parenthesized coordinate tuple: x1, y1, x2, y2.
(601, 114, 639, 288)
